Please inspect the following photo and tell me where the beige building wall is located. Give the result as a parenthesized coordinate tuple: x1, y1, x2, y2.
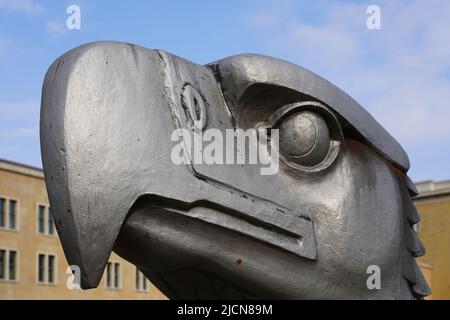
(2, 158, 449, 300)
(415, 180, 450, 300)
(0, 159, 166, 299)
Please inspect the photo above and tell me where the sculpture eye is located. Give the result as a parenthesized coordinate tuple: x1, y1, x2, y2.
(278, 111, 330, 167)
(268, 101, 343, 172)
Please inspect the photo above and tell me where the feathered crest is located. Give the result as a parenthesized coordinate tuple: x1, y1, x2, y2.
(399, 174, 432, 299)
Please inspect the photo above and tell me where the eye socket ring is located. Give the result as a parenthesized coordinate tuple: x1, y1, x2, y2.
(266, 101, 343, 173)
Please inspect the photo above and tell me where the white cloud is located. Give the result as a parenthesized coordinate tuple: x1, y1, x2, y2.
(0, 100, 40, 137)
(285, 22, 360, 66)
(0, 126, 38, 138)
(249, 12, 279, 28)
(248, 0, 450, 148)
(0, 0, 45, 16)
(372, 79, 450, 144)
(0, 100, 38, 116)
(0, 103, 39, 157)
(245, 0, 295, 29)
(0, 100, 41, 166)
(46, 20, 67, 36)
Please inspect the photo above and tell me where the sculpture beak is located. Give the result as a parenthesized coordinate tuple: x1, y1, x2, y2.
(40, 41, 430, 300)
(40, 42, 174, 288)
(40, 42, 319, 289)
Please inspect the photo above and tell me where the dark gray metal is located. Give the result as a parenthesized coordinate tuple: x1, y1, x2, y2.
(40, 41, 430, 299)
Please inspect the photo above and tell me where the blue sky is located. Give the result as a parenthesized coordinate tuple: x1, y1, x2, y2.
(0, 0, 449, 182)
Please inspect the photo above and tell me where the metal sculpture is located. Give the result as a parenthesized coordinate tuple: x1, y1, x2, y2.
(40, 41, 430, 299)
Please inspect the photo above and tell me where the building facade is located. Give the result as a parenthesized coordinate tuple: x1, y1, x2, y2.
(415, 180, 450, 300)
(1, 157, 449, 299)
(0, 159, 166, 299)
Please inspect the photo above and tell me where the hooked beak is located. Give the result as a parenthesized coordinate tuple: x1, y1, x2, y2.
(40, 42, 172, 288)
(40, 42, 318, 289)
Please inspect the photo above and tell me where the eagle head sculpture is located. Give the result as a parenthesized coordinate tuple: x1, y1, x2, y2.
(40, 41, 430, 299)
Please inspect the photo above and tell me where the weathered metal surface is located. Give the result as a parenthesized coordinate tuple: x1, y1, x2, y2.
(40, 41, 430, 299)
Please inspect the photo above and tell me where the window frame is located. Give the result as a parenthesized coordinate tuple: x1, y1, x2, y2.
(37, 204, 46, 234)
(0, 197, 4, 229)
(36, 203, 56, 236)
(36, 251, 58, 285)
(134, 267, 149, 292)
(0, 247, 19, 283)
(105, 261, 122, 290)
(47, 254, 56, 284)
(47, 206, 55, 235)
(0, 195, 20, 232)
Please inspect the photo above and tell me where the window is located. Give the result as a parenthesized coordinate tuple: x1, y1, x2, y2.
(37, 204, 55, 235)
(0, 198, 4, 228)
(0, 197, 18, 231)
(105, 261, 121, 289)
(38, 205, 45, 233)
(37, 253, 56, 284)
(38, 254, 45, 282)
(0, 250, 4, 280)
(9, 251, 16, 280)
(0, 248, 18, 281)
(8, 200, 16, 229)
(48, 255, 55, 283)
(135, 267, 148, 292)
(48, 207, 54, 235)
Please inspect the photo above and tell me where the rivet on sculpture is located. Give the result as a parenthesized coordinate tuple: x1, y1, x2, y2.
(40, 41, 431, 299)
